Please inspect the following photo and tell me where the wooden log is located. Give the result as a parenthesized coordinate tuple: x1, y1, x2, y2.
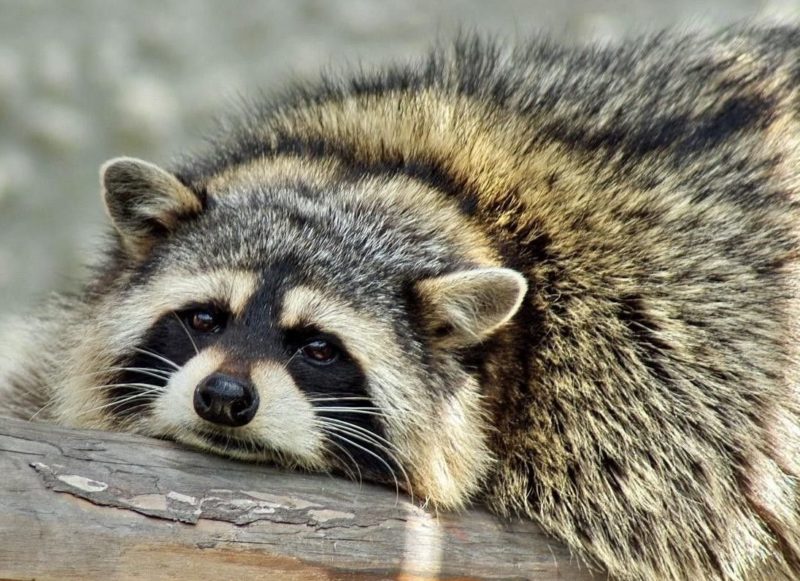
(0, 416, 601, 580)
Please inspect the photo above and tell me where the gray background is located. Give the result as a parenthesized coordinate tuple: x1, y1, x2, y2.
(0, 0, 797, 317)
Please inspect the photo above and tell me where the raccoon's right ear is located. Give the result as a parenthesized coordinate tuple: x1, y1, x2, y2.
(101, 157, 204, 259)
(416, 267, 528, 348)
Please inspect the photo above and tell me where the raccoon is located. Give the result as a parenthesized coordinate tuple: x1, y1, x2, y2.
(3, 25, 800, 580)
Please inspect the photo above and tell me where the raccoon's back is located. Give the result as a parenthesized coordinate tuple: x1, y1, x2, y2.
(172, 26, 800, 580)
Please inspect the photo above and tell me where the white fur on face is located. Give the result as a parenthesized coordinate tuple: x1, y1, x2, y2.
(249, 361, 326, 462)
(145, 348, 326, 468)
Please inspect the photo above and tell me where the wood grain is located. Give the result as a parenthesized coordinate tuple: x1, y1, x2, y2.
(0, 416, 601, 580)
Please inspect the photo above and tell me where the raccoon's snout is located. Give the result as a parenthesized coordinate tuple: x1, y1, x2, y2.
(193, 373, 259, 427)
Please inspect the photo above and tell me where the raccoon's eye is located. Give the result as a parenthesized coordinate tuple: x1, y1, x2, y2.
(300, 339, 339, 365)
(184, 307, 227, 334)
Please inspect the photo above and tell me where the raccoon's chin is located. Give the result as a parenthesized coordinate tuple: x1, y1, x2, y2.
(168, 426, 273, 461)
(173, 426, 324, 470)
(192, 428, 268, 456)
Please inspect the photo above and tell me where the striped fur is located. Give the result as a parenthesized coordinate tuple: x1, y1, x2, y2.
(3, 26, 800, 579)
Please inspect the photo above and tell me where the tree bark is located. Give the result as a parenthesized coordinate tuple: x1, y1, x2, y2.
(0, 416, 601, 580)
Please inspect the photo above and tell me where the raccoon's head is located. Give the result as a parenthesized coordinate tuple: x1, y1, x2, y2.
(58, 156, 527, 508)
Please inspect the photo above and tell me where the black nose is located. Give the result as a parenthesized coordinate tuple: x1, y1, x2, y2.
(194, 373, 259, 427)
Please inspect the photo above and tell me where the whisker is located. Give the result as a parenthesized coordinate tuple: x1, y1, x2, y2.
(29, 397, 57, 422)
(67, 367, 172, 381)
(306, 396, 374, 403)
(324, 438, 363, 485)
(75, 388, 164, 418)
(315, 407, 388, 418)
(172, 312, 200, 356)
(133, 347, 181, 371)
(104, 385, 165, 399)
(307, 396, 426, 421)
(318, 424, 402, 500)
(314, 418, 412, 498)
(113, 400, 155, 417)
(75, 381, 168, 393)
(317, 416, 399, 452)
(280, 350, 301, 374)
(116, 368, 172, 382)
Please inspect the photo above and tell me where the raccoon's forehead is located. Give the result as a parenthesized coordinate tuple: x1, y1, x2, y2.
(158, 182, 465, 292)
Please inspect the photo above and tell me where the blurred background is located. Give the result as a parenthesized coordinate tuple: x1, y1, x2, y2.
(0, 0, 798, 317)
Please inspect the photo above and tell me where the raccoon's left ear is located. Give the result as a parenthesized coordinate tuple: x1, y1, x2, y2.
(416, 267, 527, 347)
(100, 157, 204, 259)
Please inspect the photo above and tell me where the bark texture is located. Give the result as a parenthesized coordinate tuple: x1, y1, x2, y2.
(0, 416, 600, 580)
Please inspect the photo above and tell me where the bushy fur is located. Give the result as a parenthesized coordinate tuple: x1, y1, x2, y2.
(3, 26, 800, 580)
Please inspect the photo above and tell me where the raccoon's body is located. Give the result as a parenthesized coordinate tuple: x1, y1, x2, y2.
(3, 26, 800, 580)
